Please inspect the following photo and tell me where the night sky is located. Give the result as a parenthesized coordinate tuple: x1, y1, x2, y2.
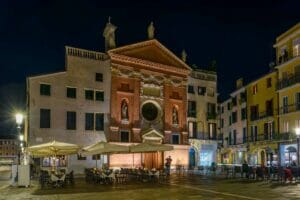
(0, 0, 299, 135)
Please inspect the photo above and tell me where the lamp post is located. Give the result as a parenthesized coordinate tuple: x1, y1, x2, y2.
(15, 113, 24, 165)
(296, 128, 300, 167)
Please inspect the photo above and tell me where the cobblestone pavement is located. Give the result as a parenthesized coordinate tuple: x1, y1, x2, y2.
(1, 175, 300, 200)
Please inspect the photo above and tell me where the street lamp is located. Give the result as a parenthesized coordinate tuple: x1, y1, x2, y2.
(15, 113, 24, 164)
(296, 128, 300, 167)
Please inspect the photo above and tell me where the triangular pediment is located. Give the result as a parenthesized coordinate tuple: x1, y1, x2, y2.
(141, 128, 164, 139)
(108, 39, 191, 70)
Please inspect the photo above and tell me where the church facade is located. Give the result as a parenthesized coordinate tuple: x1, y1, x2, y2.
(107, 39, 191, 169)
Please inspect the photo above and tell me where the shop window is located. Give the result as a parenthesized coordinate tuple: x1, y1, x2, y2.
(92, 154, 101, 160)
(77, 154, 86, 160)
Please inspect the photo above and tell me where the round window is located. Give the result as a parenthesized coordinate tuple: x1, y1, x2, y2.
(142, 102, 159, 121)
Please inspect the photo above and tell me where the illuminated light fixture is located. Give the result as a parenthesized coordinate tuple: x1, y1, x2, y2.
(296, 128, 300, 136)
(19, 135, 24, 141)
(15, 113, 24, 125)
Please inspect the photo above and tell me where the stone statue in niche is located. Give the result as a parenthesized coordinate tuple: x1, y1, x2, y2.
(172, 106, 178, 125)
(121, 99, 129, 120)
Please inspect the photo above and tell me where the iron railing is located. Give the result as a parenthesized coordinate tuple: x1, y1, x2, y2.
(189, 132, 218, 140)
(246, 132, 295, 143)
(277, 73, 300, 90)
(279, 104, 300, 115)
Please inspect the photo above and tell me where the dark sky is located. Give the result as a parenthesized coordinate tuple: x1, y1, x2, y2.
(0, 0, 299, 135)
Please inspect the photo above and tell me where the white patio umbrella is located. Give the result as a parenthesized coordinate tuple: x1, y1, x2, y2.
(28, 140, 80, 156)
(81, 141, 129, 168)
(129, 143, 174, 168)
(82, 141, 129, 155)
(27, 140, 80, 171)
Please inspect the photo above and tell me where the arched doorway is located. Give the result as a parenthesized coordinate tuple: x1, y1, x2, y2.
(189, 148, 196, 169)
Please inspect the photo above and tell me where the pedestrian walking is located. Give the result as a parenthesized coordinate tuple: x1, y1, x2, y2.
(165, 156, 172, 175)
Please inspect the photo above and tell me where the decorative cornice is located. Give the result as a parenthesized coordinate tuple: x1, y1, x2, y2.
(110, 53, 190, 77)
(108, 39, 191, 71)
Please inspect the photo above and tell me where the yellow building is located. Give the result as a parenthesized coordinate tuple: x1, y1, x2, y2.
(274, 23, 300, 166)
(246, 71, 279, 166)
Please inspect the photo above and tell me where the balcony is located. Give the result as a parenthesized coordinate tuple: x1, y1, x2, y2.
(228, 137, 244, 146)
(279, 104, 300, 115)
(258, 110, 274, 119)
(250, 110, 274, 121)
(246, 132, 295, 143)
(277, 74, 300, 90)
(206, 112, 217, 120)
(189, 132, 218, 141)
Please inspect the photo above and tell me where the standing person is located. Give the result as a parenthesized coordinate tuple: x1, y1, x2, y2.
(242, 160, 249, 178)
(165, 156, 172, 175)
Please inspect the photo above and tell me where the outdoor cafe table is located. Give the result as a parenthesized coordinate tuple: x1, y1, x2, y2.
(50, 173, 66, 187)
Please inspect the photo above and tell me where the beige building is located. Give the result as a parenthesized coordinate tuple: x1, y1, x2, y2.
(187, 68, 218, 168)
(27, 46, 111, 173)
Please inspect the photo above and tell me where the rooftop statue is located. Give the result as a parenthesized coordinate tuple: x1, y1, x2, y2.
(181, 49, 187, 63)
(103, 16, 117, 51)
(147, 22, 155, 39)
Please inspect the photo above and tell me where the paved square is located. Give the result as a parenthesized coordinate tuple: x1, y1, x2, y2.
(1, 175, 300, 200)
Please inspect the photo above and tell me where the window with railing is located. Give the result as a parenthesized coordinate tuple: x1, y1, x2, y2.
(277, 72, 300, 90)
(278, 47, 289, 64)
